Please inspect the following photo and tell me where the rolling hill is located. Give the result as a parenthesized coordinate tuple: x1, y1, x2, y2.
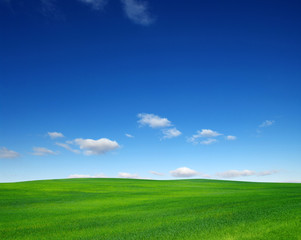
(0, 178, 300, 240)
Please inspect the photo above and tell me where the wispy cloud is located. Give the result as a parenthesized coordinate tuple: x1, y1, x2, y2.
(162, 128, 182, 139)
(138, 113, 171, 128)
(257, 170, 279, 176)
(117, 172, 140, 178)
(257, 120, 275, 135)
(48, 132, 64, 139)
(200, 138, 217, 145)
(68, 173, 107, 178)
(125, 133, 134, 138)
(32, 147, 56, 156)
(78, 0, 108, 10)
(117, 172, 151, 179)
(0, 147, 20, 159)
(216, 170, 255, 178)
(138, 113, 182, 140)
(226, 135, 237, 140)
(196, 129, 222, 138)
(149, 170, 164, 176)
(188, 129, 236, 145)
(170, 167, 199, 178)
(4, 0, 156, 26)
(73, 138, 119, 155)
(121, 0, 154, 25)
(259, 120, 275, 128)
(55, 142, 80, 154)
(188, 129, 222, 144)
(216, 169, 279, 178)
(39, 0, 65, 19)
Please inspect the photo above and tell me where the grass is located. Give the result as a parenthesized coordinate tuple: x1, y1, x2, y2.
(0, 178, 301, 240)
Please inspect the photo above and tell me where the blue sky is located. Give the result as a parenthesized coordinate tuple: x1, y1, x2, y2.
(0, 0, 301, 182)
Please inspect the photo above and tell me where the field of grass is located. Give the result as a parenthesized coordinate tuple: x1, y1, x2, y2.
(0, 178, 301, 240)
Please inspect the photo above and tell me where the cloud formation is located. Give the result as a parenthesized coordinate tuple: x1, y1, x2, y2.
(48, 132, 64, 139)
(170, 167, 199, 178)
(68, 173, 107, 178)
(55, 142, 80, 154)
(0, 147, 20, 159)
(121, 0, 154, 25)
(259, 120, 275, 128)
(197, 129, 222, 138)
(118, 172, 140, 178)
(188, 129, 236, 145)
(4, 0, 155, 26)
(226, 135, 237, 140)
(32, 147, 56, 156)
(78, 0, 107, 10)
(216, 169, 279, 178)
(257, 170, 279, 176)
(74, 138, 119, 155)
(162, 128, 182, 139)
(216, 170, 255, 178)
(125, 133, 134, 138)
(149, 170, 164, 176)
(188, 129, 222, 144)
(138, 113, 182, 140)
(200, 138, 217, 145)
(138, 113, 171, 128)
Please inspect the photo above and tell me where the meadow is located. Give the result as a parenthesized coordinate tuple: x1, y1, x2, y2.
(0, 178, 300, 240)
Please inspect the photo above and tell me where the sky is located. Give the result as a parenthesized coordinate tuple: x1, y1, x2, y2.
(0, 0, 301, 182)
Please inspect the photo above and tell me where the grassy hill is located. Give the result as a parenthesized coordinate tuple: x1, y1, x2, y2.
(0, 178, 300, 240)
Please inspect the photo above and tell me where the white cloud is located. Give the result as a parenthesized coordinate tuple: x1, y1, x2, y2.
(188, 129, 222, 144)
(197, 129, 222, 138)
(32, 147, 56, 156)
(69, 174, 91, 178)
(68, 173, 107, 178)
(55, 142, 80, 154)
(121, 0, 154, 26)
(125, 133, 134, 138)
(216, 170, 256, 178)
(259, 120, 275, 128)
(78, 0, 107, 10)
(118, 172, 140, 178)
(117, 172, 151, 179)
(48, 132, 64, 139)
(74, 138, 119, 155)
(170, 167, 199, 178)
(138, 113, 171, 128)
(162, 128, 182, 139)
(4, 0, 155, 27)
(257, 170, 279, 176)
(216, 169, 279, 178)
(149, 171, 164, 176)
(0, 147, 20, 159)
(200, 138, 217, 145)
(226, 135, 237, 140)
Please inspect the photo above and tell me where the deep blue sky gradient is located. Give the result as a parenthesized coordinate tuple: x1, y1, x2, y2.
(1, 0, 301, 182)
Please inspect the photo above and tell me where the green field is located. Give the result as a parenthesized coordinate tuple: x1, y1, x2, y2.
(0, 179, 301, 240)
